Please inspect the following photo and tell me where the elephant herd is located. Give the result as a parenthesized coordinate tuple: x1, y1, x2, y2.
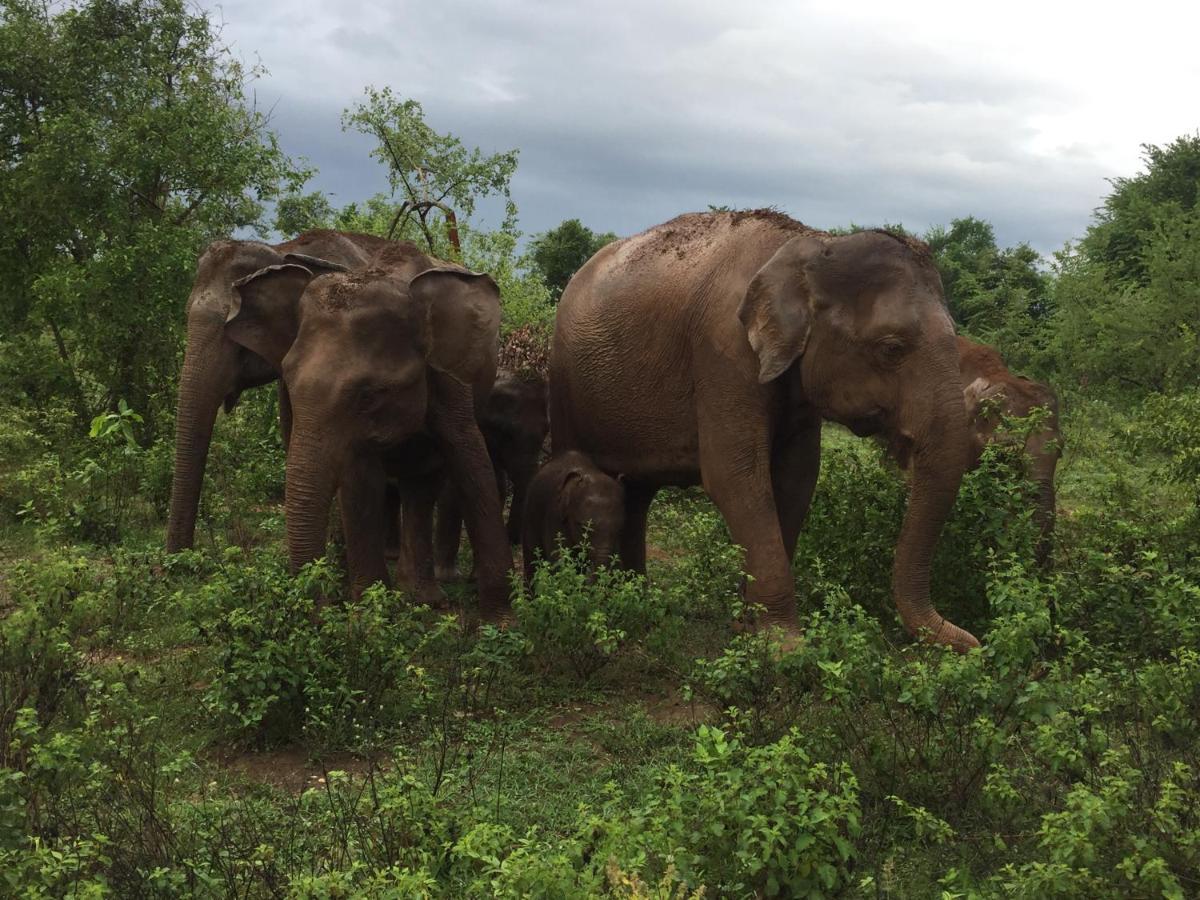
(166, 209, 1061, 652)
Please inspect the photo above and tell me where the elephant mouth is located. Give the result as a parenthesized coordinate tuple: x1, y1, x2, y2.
(844, 412, 887, 437)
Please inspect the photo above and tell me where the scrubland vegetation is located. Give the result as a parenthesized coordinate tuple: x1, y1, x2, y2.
(2, 0, 1200, 896)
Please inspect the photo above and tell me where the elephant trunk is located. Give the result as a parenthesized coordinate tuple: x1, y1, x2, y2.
(284, 424, 338, 574)
(166, 321, 228, 552)
(891, 371, 981, 653)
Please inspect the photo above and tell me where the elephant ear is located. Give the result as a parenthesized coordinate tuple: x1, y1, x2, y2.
(225, 263, 320, 367)
(410, 267, 501, 385)
(737, 235, 826, 383)
(963, 376, 1007, 419)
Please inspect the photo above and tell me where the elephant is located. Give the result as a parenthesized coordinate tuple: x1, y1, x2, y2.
(167, 229, 401, 553)
(434, 369, 549, 580)
(551, 209, 979, 652)
(521, 450, 625, 582)
(225, 260, 514, 619)
(957, 336, 1062, 566)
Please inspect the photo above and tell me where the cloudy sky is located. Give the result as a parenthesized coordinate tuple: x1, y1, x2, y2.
(205, 0, 1200, 254)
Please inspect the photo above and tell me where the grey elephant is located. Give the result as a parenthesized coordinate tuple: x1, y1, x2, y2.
(226, 260, 514, 617)
(551, 210, 979, 652)
(167, 230, 403, 553)
(521, 451, 625, 582)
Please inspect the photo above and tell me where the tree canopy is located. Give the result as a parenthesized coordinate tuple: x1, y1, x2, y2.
(0, 0, 305, 433)
(527, 218, 617, 299)
(1053, 136, 1200, 392)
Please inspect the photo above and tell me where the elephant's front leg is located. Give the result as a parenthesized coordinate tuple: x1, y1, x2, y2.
(338, 454, 391, 598)
(430, 375, 515, 624)
(698, 408, 798, 633)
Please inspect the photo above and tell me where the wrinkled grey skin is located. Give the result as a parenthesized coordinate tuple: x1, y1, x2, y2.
(167, 230, 397, 553)
(434, 370, 549, 580)
(226, 261, 514, 619)
(521, 451, 625, 582)
(551, 210, 978, 652)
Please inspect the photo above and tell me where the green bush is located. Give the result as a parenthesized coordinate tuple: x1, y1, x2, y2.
(197, 555, 442, 748)
(515, 544, 680, 679)
(594, 725, 861, 897)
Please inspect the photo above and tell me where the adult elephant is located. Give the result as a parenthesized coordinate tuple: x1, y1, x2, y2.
(167, 230, 398, 552)
(957, 336, 1062, 567)
(227, 262, 514, 619)
(551, 210, 979, 652)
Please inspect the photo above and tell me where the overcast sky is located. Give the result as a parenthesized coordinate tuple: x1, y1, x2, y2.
(205, 0, 1200, 254)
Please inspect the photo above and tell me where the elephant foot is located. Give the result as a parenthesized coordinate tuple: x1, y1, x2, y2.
(399, 579, 449, 609)
(476, 597, 515, 630)
(435, 563, 466, 583)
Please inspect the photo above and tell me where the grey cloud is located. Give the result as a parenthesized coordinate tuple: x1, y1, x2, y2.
(206, 0, 1139, 254)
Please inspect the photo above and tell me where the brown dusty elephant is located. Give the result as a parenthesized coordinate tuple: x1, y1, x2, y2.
(957, 336, 1062, 566)
(226, 261, 514, 618)
(167, 230, 401, 552)
(521, 450, 625, 582)
(551, 210, 979, 652)
(434, 369, 549, 580)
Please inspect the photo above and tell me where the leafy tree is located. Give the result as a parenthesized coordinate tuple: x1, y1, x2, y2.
(273, 190, 335, 237)
(0, 0, 305, 434)
(1081, 135, 1200, 285)
(527, 218, 617, 299)
(339, 89, 553, 335)
(923, 217, 1052, 370)
(341, 87, 518, 258)
(1054, 136, 1200, 392)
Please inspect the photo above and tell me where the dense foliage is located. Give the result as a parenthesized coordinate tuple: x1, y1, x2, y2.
(2, 1, 1200, 895)
(527, 218, 618, 299)
(0, 0, 306, 437)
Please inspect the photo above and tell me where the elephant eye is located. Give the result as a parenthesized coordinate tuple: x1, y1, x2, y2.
(876, 338, 907, 366)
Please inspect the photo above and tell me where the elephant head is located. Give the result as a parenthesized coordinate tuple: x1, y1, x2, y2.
(558, 461, 625, 571)
(226, 264, 501, 591)
(961, 352, 1062, 567)
(166, 240, 350, 552)
(738, 230, 978, 651)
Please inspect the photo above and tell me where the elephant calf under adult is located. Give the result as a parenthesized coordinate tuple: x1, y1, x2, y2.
(227, 262, 514, 619)
(957, 336, 1062, 565)
(551, 210, 979, 651)
(521, 450, 625, 582)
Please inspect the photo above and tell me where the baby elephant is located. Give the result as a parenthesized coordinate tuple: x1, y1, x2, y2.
(522, 451, 625, 581)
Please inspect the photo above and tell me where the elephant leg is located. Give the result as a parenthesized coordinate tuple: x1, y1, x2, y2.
(398, 478, 447, 607)
(772, 422, 822, 562)
(505, 459, 533, 545)
(338, 456, 390, 598)
(433, 479, 464, 582)
(698, 415, 797, 632)
(384, 482, 402, 561)
(429, 375, 514, 624)
(619, 483, 657, 574)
